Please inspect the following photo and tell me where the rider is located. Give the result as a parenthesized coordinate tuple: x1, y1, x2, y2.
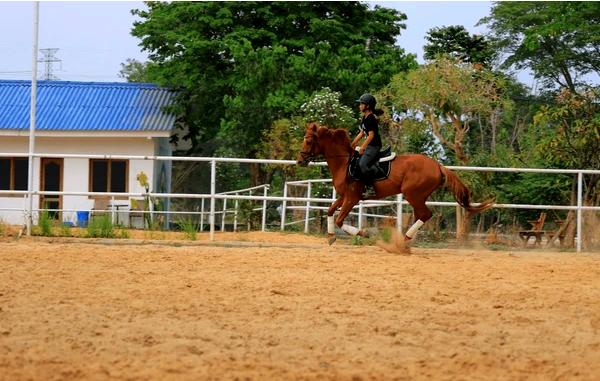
(351, 93, 383, 197)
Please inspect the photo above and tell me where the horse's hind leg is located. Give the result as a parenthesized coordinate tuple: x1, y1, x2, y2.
(326, 197, 343, 245)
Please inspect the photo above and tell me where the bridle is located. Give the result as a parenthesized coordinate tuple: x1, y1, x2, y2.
(298, 149, 316, 162)
(299, 149, 351, 163)
(298, 133, 352, 163)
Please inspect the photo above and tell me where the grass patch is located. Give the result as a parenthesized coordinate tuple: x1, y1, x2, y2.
(86, 214, 115, 238)
(36, 211, 54, 237)
(58, 223, 72, 237)
(177, 217, 199, 241)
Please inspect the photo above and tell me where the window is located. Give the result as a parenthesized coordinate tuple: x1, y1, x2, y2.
(0, 158, 28, 192)
(90, 159, 128, 193)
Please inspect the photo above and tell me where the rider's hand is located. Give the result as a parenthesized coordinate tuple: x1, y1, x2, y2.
(359, 146, 365, 155)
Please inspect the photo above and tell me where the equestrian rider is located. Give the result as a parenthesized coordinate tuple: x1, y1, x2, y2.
(351, 93, 382, 197)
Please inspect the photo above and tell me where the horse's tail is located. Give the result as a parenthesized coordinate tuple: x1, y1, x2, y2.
(441, 166, 495, 214)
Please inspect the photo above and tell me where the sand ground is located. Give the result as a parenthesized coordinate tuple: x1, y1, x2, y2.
(1, 233, 599, 380)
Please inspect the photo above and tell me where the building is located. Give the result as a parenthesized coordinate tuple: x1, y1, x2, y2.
(0, 79, 176, 226)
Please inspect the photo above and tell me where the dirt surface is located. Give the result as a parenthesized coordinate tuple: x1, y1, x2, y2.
(1, 233, 600, 380)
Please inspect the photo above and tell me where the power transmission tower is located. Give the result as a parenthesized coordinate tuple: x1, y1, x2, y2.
(38, 48, 61, 80)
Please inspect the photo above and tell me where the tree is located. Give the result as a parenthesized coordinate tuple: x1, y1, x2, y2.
(382, 57, 512, 165)
(531, 88, 600, 248)
(534, 88, 600, 197)
(424, 25, 494, 67)
(130, 1, 416, 158)
(480, 2, 600, 92)
(118, 59, 152, 83)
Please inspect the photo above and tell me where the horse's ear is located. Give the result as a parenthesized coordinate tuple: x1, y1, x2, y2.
(308, 122, 318, 132)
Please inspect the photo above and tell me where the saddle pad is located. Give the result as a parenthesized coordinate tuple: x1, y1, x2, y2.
(348, 152, 394, 182)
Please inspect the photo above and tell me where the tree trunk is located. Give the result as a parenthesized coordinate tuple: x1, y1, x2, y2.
(249, 163, 264, 186)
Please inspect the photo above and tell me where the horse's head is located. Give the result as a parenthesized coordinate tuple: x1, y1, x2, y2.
(296, 123, 321, 166)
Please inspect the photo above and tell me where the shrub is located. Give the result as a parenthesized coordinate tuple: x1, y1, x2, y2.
(86, 214, 115, 238)
(178, 217, 198, 241)
(36, 211, 53, 237)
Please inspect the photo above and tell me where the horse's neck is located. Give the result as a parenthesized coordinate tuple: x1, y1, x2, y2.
(321, 141, 352, 190)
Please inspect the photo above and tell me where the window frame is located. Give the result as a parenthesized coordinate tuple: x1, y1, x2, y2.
(0, 157, 29, 196)
(88, 159, 129, 196)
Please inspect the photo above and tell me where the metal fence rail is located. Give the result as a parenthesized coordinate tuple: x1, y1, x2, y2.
(1, 152, 599, 252)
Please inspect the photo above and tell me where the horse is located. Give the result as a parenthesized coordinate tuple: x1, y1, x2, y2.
(296, 123, 494, 246)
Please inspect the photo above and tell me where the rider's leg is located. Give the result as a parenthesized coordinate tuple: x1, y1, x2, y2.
(359, 146, 379, 178)
(359, 146, 380, 197)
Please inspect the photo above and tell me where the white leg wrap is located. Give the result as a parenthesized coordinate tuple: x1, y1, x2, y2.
(341, 224, 360, 236)
(405, 219, 424, 239)
(327, 216, 335, 234)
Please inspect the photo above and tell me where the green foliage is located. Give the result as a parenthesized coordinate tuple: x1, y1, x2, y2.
(59, 223, 72, 237)
(424, 25, 494, 67)
(237, 200, 260, 230)
(117, 229, 131, 239)
(392, 118, 444, 158)
(86, 215, 115, 238)
(177, 217, 198, 240)
(496, 173, 571, 206)
(258, 118, 304, 161)
(481, 2, 600, 91)
(299, 87, 356, 128)
(533, 89, 600, 170)
(118, 58, 153, 82)
(382, 57, 513, 164)
(36, 211, 53, 237)
(131, 2, 417, 157)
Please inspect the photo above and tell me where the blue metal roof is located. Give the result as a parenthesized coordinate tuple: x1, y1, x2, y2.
(0, 80, 176, 132)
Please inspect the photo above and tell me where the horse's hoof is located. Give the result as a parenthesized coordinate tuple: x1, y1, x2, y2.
(328, 235, 337, 245)
(358, 230, 369, 238)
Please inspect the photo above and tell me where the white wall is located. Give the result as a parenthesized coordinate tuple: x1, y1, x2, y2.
(0, 136, 155, 226)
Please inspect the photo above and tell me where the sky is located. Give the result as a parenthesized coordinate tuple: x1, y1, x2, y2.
(0, 1, 534, 87)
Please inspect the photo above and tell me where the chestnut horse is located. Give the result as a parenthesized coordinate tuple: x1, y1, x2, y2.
(296, 123, 494, 245)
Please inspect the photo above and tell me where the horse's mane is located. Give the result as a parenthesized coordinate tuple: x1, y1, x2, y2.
(315, 125, 352, 149)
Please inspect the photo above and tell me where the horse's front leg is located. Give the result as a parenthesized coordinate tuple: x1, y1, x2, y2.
(333, 197, 367, 241)
(326, 197, 344, 245)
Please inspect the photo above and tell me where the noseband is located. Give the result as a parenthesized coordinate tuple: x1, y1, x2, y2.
(299, 150, 315, 162)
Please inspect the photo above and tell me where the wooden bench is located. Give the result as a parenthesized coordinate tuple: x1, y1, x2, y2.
(518, 212, 546, 246)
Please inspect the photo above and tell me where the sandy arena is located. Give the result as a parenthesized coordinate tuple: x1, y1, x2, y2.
(1, 233, 599, 380)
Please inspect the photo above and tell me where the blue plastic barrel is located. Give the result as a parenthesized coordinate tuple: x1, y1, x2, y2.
(77, 211, 90, 227)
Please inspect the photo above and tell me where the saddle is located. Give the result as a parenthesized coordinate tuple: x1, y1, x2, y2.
(348, 146, 396, 182)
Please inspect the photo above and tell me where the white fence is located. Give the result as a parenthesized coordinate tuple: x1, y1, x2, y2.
(1, 152, 599, 252)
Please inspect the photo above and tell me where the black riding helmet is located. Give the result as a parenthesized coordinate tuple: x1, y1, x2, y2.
(356, 93, 376, 110)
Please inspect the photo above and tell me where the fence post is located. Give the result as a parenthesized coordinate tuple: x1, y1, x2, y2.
(281, 183, 288, 231)
(210, 160, 216, 241)
(148, 194, 154, 226)
(397, 194, 403, 233)
(234, 194, 239, 232)
(304, 182, 311, 233)
(358, 201, 363, 230)
(247, 190, 252, 231)
(577, 172, 583, 253)
(111, 196, 115, 225)
(221, 197, 227, 232)
(262, 185, 268, 232)
(199, 197, 204, 232)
